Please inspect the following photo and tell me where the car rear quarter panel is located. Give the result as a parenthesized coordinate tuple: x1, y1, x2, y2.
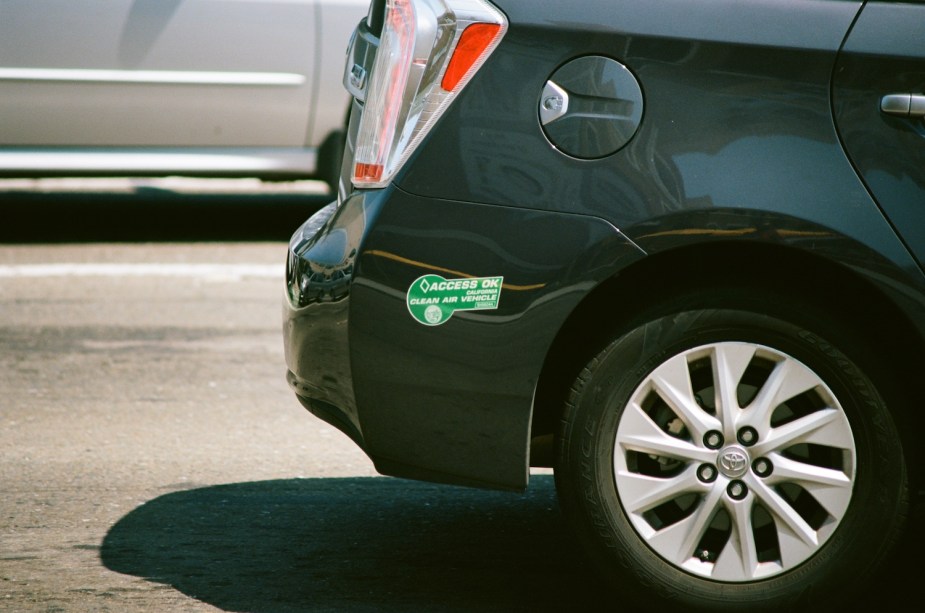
(348, 188, 645, 489)
(397, 0, 918, 275)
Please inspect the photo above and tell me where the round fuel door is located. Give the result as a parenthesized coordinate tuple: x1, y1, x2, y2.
(539, 56, 644, 159)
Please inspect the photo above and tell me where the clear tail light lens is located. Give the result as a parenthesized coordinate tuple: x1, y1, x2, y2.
(349, 0, 507, 188)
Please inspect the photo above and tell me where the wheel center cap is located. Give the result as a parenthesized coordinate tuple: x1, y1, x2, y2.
(718, 445, 750, 478)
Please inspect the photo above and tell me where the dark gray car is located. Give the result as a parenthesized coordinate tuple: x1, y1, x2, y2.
(285, 0, 924, 609)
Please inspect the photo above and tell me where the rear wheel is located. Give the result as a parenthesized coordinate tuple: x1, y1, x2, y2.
(555, 306, 907, 610)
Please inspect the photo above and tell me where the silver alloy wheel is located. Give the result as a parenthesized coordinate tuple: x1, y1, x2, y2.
(614, 342, 856, 582)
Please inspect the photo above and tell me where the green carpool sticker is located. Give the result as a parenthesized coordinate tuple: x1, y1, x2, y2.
(407, 274, 503, 326)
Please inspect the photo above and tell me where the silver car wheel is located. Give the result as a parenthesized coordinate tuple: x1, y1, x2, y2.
(613, 342, 856, 582)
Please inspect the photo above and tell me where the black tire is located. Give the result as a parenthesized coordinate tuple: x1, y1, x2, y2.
(316, 128, 346, 193)
(555, 306, 907, 611)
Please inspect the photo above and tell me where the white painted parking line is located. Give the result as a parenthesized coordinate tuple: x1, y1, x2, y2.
(0, 263, 284, 280)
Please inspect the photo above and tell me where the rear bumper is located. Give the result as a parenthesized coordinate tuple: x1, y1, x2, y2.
(283, 185, 645, 490)
(284, 192, 384, 451)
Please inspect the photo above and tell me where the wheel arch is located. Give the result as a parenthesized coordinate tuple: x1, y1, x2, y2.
(530, 239, 924, 486)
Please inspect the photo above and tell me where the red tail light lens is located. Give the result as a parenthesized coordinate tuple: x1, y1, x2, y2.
(349, 0, 507, 188)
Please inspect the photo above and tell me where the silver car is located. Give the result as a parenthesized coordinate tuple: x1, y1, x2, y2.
(0, 0, 368, 184)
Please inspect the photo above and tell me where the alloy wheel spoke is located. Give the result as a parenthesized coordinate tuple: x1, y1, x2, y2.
(650, 354, 721, 440)
(619, 465, 706, 514)
(765, 454, 852, 517)
(752, 409, 843, 457)
(648, 484, 726, 566)
(712, 343, 755, 438)
(746, 357, 820, 430)
(765, 453, 851, 489)
(712, 496, 759, 581)
(620, 401, 716, 464)
(749, 477, 818, 547)
(776, 523, 821, 568)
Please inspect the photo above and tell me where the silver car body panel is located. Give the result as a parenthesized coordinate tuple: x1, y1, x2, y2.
(0, 0, 367, 175)
(0, 147, 317, 175)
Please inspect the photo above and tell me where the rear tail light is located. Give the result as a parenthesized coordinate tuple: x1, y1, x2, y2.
(349, 0, 507, 189)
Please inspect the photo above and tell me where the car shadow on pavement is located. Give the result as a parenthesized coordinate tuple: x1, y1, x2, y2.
(100, 476, 924, 613)
(100, 475, 603, 612)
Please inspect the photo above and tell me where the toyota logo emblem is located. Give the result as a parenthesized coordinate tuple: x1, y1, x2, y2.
(719, 448, 749, 478)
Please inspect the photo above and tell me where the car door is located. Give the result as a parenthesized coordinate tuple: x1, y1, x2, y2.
(0, 0, 317, 148)
(834, 0, 925, 271)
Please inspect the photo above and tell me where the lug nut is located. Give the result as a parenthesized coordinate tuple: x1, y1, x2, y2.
(737, 426, 759, 446)
(704, 430, 724, 450)
(753, 457, 773, 478)
(697, 464, 718, 483)
(727, 480, 748, 501)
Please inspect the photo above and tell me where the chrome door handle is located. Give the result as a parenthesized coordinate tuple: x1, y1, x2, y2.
(881, 94, 925, 118)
